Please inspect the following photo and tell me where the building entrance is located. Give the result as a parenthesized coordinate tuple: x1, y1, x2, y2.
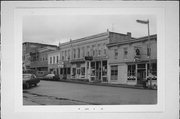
(137, 64, 146, 85)
(137, 69, 146, 85)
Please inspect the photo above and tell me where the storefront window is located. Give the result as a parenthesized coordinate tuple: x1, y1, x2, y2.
(60, 68, 63, 75)
(91, 62, 95, 76)
(111, 65, 118, 80)
(67, 68, 71, 75)
(102, 61, 107, 76)
(72, 68, 76, 76)
(77, 68, 80, 75)
(147, 63, 157, 76)
(81, 67, 85, 75)
(128, 64, 136, 76)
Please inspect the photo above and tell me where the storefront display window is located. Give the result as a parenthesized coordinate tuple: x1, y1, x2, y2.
(91, 62, 95, 76)
(72, 68, 76, 76)
(102, 61, 107, 76)
(128, 64, 136, 76)
(81, 67, 85, 75)
(147, 63, 157, 76)
(67, 68, 71, 75)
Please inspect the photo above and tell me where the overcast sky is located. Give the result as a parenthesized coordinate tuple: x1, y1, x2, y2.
(23, 15, 157, 45)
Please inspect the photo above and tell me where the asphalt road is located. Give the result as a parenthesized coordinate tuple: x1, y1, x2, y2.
(23, 80, 157, 105)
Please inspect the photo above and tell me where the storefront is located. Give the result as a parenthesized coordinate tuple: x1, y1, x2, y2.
(126, 61, 157, 85)
(89, 60, 108, 82)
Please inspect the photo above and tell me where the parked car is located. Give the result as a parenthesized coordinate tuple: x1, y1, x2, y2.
(23, 73, 40, 89)
(42, 74, 60, 81)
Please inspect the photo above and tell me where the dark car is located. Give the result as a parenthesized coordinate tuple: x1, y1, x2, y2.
(23, 73, 40, 89)
(42, 74, 60, 81)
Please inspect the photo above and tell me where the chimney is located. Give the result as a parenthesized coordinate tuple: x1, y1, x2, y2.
(127, 32, 131, 40)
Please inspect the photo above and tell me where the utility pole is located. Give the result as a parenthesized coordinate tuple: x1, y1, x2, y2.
(136, 19, 152, 88)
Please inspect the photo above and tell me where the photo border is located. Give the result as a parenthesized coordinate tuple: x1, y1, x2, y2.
(1, 1, 179, 119)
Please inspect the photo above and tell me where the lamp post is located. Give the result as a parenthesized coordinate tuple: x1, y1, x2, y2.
(136, 19, 152, 88)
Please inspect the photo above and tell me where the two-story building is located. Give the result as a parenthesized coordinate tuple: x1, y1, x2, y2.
(23, 42, 57, 76)
(107, 34, 157, 85)
(48, 30, 134, 83)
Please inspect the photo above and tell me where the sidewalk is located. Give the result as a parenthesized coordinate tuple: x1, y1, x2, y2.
(54, 79, 154, 90)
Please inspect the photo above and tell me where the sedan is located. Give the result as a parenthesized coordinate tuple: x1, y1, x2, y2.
(23, 73, 40, 89)
(42, 74, 60, 81)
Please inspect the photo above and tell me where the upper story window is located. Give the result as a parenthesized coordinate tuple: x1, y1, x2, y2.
(50, 57, 52, 64)
(68, 49, 70, 60)
(147, 47, 151, 57)
(114, 48, 118, 59)
(53, 56, 55, 64)
(98, 44, 101, 56)
(82, 47, 85, 57)
(62, 51, 64, 61)
(56, 56, 58, 64)
(73, 48, 76, 59)
(65, 50, 67, 60)
(78, 48, 80, 58)
(87, 46, 90, 56)
(123, 47, 128, 59)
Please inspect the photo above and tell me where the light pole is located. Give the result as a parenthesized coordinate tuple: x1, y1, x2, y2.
(136, 19, 152, 88)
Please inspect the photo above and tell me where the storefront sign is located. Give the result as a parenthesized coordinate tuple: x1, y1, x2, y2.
(85, 56, 93, 61)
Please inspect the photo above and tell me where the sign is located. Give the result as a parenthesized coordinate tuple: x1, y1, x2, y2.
(84, 56, 93, 61)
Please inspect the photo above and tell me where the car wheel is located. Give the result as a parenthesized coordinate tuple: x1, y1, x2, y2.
(34, 83, 37, 86)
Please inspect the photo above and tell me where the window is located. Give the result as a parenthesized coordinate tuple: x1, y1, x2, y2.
(82, 47, 85, 57)
(53, 56, 55, 64)
(147, 63, 157, 76)
(87, 46, 90, 56)
(114, 48, 118, 59)
(147, 47, 151, 57)
(73, 49, 76, 59)
(60, 68, 63, 74)
(92, 45, 95, 56)
(81, 67, 85, 75)
(78, 48, 80, 58)
(65, 50, 67, 60)
(62, 51, 64, 61)
(77, 68, 80, 75)
(128, 65, 136, 76)
(123, 47, 128, 59)
(111, 65, 118, 80)
(91, 62, 95, 76)
(50, 57, 52, 64)
(68, 49, 70, 60)
(97, 44, 101, 56)
(72, 68, 76, 76)
(56, 56, 58, 64)
(67, 68, 71, 75)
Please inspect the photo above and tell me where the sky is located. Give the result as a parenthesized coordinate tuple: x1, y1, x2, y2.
(23, 15, 157, 45)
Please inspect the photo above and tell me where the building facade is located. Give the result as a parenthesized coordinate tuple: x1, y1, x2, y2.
(23, 42, 57, 76)
(48, 30, 138, 83)
(107, 34, 157, 85)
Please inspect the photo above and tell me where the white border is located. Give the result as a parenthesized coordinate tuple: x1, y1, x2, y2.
(1, 1, 179, 119)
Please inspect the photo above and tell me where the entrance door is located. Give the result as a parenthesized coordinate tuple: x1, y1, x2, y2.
(137, 69, 146, 85)
(95, 61, 101, 81)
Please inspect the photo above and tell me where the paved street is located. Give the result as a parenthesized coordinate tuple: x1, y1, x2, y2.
(23, 80, 157, 105)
